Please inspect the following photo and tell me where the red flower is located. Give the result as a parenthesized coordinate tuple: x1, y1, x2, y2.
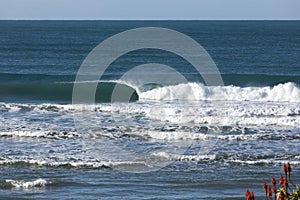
(245, 189, 255, 200)
(283, 178, 288, 188)
(279, 175, 284, 187)
(250, 192, 255, 200)
(271, 177, 276, 186)
(262, 182, 267, 197)
(263, 182, 267, 191)
(245, 189, 251, 200)
(283, 164, 288, 178)
(287, 162, 291, 178)
(267, 185, 272, 197)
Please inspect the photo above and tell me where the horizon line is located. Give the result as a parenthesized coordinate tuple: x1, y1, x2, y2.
(0, 18, 300, 21)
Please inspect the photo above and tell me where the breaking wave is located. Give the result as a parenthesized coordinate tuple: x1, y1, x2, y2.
(139, 82, 300, 102)
(1, 78, 300, 103)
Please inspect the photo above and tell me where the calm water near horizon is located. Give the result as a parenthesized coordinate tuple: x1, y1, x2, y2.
(0, 20, 299, 199)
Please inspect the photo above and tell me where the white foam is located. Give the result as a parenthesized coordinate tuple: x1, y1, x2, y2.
(145, 131, 296, 141)
(0, 102, 114, 114)
(152, 152, 300, 165)
(0, 131, 79, 139)
(152, 152, 217, 161)
(142, 102, 300, 127)
(175, 154, 217, 162)
(6, 178, 48, 189)
(229, 159, 300, 165)
(0, 157, 149, 169)
(1, 102, 300, 131)
(139, 82, 300, 102)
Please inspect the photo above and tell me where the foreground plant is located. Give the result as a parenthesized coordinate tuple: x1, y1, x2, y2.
(245, 163, 299, 200)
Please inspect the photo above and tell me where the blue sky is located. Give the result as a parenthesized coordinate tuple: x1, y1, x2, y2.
(0, 0, 299, 20)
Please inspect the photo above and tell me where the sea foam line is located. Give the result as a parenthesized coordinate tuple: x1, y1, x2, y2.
(5, 178, 48, 189)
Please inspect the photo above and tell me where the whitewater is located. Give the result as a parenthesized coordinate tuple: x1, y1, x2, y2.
(138, 82, 300, 102)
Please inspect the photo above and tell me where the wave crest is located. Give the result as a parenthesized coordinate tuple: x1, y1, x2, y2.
(139, 82, 300, 102)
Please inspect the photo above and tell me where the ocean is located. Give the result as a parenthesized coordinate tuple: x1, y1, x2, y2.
(0, 20, 299, 199)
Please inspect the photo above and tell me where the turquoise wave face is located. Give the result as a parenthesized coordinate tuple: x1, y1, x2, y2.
(0, 82, 138, 103)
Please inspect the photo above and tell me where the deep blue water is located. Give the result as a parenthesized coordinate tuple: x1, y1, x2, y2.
(0, 20, 299, 199)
